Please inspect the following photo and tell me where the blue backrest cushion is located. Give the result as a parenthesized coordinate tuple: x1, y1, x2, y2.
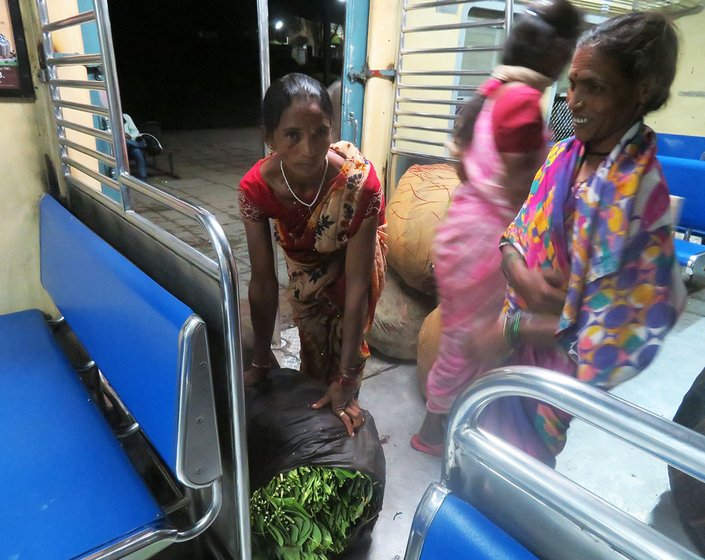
(40, 195, 193, 474)
(658, 155, 705, 232)
(421, 493, 538, 559)
(658, 133, 705, 161)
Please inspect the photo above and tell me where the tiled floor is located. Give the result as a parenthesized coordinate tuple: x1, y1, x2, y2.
(140, 127, 705, 559)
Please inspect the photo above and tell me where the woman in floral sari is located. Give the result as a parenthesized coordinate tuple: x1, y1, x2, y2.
(239, 73, 386, 436)
(487, 12, 686, 466)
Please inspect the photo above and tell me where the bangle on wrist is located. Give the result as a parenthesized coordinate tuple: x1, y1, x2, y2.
(335, 362, 365, 386)
(251, 361, 271, 370)
(503, 310, 522, 346)
(336, 375, 360, 387)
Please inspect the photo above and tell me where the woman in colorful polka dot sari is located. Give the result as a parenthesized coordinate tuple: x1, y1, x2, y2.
(483, 12, 687, 466)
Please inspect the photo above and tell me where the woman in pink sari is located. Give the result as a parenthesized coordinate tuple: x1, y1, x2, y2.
(411, 0, 583, 456)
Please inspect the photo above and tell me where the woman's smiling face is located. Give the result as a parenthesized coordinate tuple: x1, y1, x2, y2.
(567, 45, 649, 153)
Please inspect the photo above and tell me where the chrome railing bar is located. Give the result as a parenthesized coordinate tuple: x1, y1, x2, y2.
(445, 367, 705, 560)
(401, 45, 501, 56)
(396, 84, 479, 92)
(64, 176, 218, 280)
(455, 429, 702, 560)
(392, 136, 449, 148)
(504, 0, 514, 43)
(407, 0, 483, 9)
(446, 366, 705, 483)
(59, 137, 116, 167)
(84, 526, 178, 560)
(62, 155, 118, 189)
(93, 0, 131, 210)
(36, 0, 71, 181)
(396, 97, 467, 106)
(57, 118, 113, 141)
(174, 480, 223, 542)
(391, 0, 408, 161)
(396, 111, 456, 120)
(50, 78, 106, 90)
(46, 53, 101, 67)
(41, 10, 95, 33)
(403, 19, 505, 33)
(53, 98, 109, 116)
(256, 0, 283, 355)
(391, 147, 455, 160)
(398, 69, 491, 77)
(394, 124, 453, 133)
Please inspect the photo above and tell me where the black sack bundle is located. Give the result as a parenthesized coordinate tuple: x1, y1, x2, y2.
(246, 368, 386, 560)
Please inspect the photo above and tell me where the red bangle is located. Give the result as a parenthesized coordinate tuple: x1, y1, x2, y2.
(336, 374, 360, 387)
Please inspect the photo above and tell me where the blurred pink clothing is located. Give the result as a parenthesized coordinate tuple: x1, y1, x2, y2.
(425, 82, 542, 414)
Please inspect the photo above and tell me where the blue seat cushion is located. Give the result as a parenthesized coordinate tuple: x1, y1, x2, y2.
(420, 492, 538, 559)
(0, 309, 164, 559)
(674, 238, 705, 268)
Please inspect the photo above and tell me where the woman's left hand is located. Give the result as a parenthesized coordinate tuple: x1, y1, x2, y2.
(311, 383, 364, 437)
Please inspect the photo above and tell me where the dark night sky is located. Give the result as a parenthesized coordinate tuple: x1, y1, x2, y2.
(107, 0, 345, 130)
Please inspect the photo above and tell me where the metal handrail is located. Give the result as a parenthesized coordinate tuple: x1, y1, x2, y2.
(57, 118, 113, 141)
(53, 98, 109, 116)
(42, 10, 94, 33)
(401, 45, 501, 56)
(446, 366, 705, 480)
(175, 480, 223, 542)
(59, 137, 116, 167)
(407, 0, 481, 9)
(46, 53, 102, 67)
(50, 78, 106, 90)
(444, 366, 705, 560)
(403, 19, 505, 33)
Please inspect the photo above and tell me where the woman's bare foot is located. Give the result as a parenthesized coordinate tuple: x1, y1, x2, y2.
(411, 412, 447, 457)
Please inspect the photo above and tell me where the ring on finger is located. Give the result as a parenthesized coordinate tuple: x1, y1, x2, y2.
(338, 410, 346, 418)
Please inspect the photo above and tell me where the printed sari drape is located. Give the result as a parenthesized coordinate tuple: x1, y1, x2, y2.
(494, 122, 685, 460)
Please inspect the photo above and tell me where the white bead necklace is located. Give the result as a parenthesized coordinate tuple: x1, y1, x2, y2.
(280, 156, 329, 212)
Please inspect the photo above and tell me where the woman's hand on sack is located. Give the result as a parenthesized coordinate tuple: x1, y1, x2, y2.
(311, 383, 364, 437)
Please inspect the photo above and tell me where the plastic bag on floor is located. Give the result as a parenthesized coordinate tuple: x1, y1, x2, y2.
(246, 368, 386, 559)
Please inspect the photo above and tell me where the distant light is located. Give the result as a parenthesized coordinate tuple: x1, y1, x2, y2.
(274, 20, 284, 30)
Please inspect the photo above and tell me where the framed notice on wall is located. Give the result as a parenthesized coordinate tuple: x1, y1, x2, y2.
(0, 0, 33, 98)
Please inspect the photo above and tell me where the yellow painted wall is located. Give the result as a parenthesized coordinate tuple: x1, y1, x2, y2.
(647, 9, 705, 135)
(0, 101, 55, 315)
(0, 0, 58, 315)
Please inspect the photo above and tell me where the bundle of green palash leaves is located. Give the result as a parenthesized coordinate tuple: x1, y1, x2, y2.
(250, 466, 380, 559)
(246, 369, 386, 560)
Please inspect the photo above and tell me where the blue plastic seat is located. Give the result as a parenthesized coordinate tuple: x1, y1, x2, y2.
(0, 309, 163, 559)
(406, 483, 538, 560)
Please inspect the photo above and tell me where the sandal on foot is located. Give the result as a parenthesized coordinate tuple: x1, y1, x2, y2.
(410, 433, 444, 457)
